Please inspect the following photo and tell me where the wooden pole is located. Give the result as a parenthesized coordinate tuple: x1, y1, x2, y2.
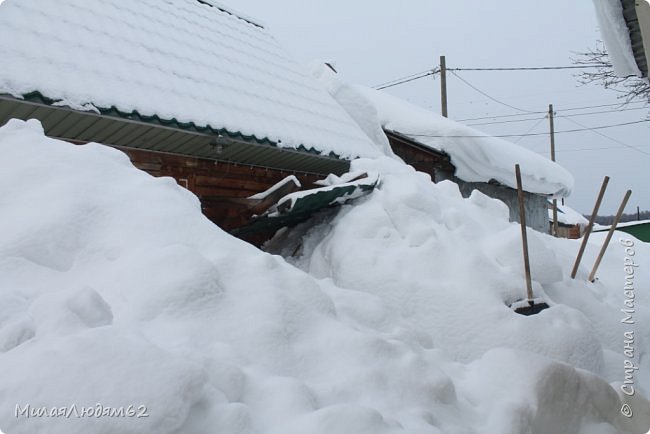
(638, 205, 641, 221)
(515, 164, 534, 302)
(440, 55, 448, 118)
(571, 176, 609, 279)
(549, 104, 556, 161)
(588, 190, 632, 282)
(549, 104, 559, 237)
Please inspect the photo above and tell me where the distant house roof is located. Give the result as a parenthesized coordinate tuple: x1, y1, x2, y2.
(313, 65, 574, 197)
(548, 203, 589, 226)
(593, 219, 650, 242)
(593, 0, 650, 78)
(0, 0, 379, 160)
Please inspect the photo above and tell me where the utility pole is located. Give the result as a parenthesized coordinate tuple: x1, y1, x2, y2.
(549, 104, 559, 237)
(440, 55, 448, 117)
(638, 205, 641, 221)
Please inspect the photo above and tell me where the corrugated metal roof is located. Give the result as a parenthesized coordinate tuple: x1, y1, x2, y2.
(0, 0, 380, 159)
(0, 95, 350, 176)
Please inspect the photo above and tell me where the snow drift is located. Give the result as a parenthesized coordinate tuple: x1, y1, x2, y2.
(0, 119, 648, 434)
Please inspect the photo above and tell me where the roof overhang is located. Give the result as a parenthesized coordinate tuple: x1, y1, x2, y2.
(384, 129, 451, 159)
(0, 94, 350, 176)
(622, 0, 650, 77)
(384, 129, 456, 172)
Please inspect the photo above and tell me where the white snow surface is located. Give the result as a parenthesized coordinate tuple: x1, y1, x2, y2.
(611, 219, 650, 229)
(195, 0, 264, 28)
(592, 0, 644, 77)
(0, 0, 379, 159)
(312, 65, 574, 197)
(248, 176, 301, 200)
(551, 203, 590, 225)
(1, 119, 649, 434)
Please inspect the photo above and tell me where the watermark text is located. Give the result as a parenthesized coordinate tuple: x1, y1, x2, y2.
(15, 403, 149, 419)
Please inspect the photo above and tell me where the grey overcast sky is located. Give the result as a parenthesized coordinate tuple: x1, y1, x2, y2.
(235, 0, 648, 216)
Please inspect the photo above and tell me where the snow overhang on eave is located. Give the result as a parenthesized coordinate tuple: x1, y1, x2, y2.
(632, 0, 650, 77)
(0, 93, 351, 176)
(622, 0, 650, 77)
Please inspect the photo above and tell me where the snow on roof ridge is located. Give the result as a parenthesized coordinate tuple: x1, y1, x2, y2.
(195, 0, 265, 29)
(359, 86, 574, 196)
(310, 64, 573, 196)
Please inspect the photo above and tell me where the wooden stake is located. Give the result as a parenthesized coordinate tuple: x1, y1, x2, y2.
(571, 176, 609, 279)
(440, 55, 448, 118)
(515, 164, 534, 302)
(588, 190, 632, 282)
(549, 104, 559, 237)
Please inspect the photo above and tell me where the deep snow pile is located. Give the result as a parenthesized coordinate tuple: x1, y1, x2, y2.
(0, 119, 649, 434)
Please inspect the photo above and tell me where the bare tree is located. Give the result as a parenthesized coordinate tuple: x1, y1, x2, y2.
(574, 42, 650, 104)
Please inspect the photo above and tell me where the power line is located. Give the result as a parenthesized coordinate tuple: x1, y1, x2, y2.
(556, 144, 650, 153)
(449, 70, 539, 114)
(373, 69, 437, 90)
(372, 64, 607, 90)
(403, 119, 650, 139)
(558, 116, 650, 158)
(557, 106, 649, 118)
(557, 101, 647, 112)
(513, 117, 547, 144)
(456, 101, 648, 122)
(467, 116, 547, 127)
(457, 111, 546, 122)
(448, 65, 607, 71)
(465, 106, 648, 126)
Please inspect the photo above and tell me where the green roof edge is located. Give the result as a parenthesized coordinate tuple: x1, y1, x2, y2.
(18, 91, 345, 161)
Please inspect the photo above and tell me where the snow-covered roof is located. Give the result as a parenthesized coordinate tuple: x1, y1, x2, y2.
(0, 0, 380, 159)
(592, 0, 649, 78)
(549, 204, 589, 226)
(313, 66, 574, 197)
(600, 218, 650, 229)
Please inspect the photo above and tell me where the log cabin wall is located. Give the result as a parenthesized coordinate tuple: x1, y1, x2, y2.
(385, 131, 455, 182)
(118, 147, 322, 231)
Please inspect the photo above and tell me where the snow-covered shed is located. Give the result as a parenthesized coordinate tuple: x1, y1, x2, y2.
(0, 0, 380, 233)
(593, 0, 650, 78)
(313, 66, 574, 233)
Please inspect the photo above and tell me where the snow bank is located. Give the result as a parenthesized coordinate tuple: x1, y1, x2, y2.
(312, 65, 574, 197)
(0, 119, 648, 433)
(592, 0, 644, 77)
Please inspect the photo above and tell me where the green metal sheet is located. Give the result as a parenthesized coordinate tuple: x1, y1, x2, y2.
(594, 221, 650, 242)
(0, 94, 351, 176)
(233, 179, 377, 236)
